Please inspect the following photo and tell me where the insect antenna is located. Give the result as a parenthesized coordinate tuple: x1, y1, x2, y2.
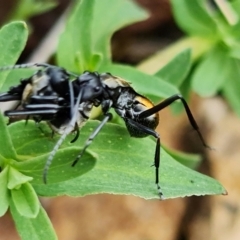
(0, 63, 79, 78)
(43, 87, 83, 184)
(0, 63, 51, 71)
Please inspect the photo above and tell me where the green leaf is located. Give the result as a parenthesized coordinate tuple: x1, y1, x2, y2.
(1, 68, 35, 93)
(57, 0, 95, 72)
(16, 148, 97, 185)
(163, 145, 201, 169)
(8, 167, 33, 190)
(33, 121, 226, 199)
(99, 63, 179, 103)
(8, 120, 97, 184)
(222, 58, 240, 117)
(0, 21, 28, 90)
(171, 0, 216, 36)
(185, 0, 216, 30)
(192, 45, 230, 96)
(155, 48, 191, 87)
(92, 0, 148, 62)
(8, 0, 57, 21)
(10, 203, 57, 240)
(57, 0, 148, 71)
(0, 112, 18, 160)
(11, 182, 40, 218)
(0, 166, 10, 216)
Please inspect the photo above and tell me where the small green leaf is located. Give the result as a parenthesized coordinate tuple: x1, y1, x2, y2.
(222, 58, 240, 117)
(0, 112, 18, 160)
(171, 0, 216, 36)
(57, 0, 95, 72)
(8, 0, 57, 21)
(57, 0, 148, 71)
(33, 121, 226, 199)
(11, 182, 40, 218)
(0, 166, 10, 216)
(163, 145, 201, 169)
(185, 0, 216, 31)
(99, 63, 179, 103)
(0, 21, 28, 90)
(8, 167, 33, 190)
(92, 0, 148, 62)
(192, 45, 230, 96)
(10, 203, 57, 240)
(89, 53, 103, 70)
(155, 48, 191, 87)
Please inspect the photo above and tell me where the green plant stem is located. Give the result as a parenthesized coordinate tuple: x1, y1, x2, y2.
(137, 36, 216, 74)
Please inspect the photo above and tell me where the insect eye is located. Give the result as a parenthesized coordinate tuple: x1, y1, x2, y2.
(94, 86, 100, 92)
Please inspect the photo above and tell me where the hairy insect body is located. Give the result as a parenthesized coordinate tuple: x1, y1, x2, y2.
(48, 101, 93, 135)
(0, 63, 208, 198)
(101, 73, 159, 138)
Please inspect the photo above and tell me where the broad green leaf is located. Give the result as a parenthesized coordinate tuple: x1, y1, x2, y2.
(0, 166, 10, 216)
(33, 121, 226, 199)
(10, 203, 57, 240)
(99, 63, 179, 103)
(222, 58, 240, 117)
(11, 182, 40, 218)
(92, 0, 148, 62)
(155, 48, 191, 87)
(171, 0, 216, 36)
(0, 21, 28, 90)
(8, 120, 96, 184)
(15, 148, 97, 185)
(57, 0, 94, 72)
(163, 145, 201, 169)
(0, 112, 17, 160)
(8, 120, 54, 156)
(8, 167, 33, 190)
(192, 45, 230, 96)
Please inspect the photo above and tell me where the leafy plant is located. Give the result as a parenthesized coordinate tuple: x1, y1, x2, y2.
(0, 0, 226, 239)
(169, 0, 240, 116)
(6, 0, 57, 22)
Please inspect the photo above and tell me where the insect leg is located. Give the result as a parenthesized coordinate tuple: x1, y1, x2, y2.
(0, 92, 22, 102)
(138, 94, 210, 148)
(43, 89, 83, 183)
(70, 123, 80, 143)
(24, 103, 65, 110)
(72, 113, 112, 167)
(30, 95, 60, 102)
(124, 118, 163, 199)
(5, 109, 58, 116)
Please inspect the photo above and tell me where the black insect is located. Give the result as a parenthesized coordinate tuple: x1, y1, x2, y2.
(0, 63, 208, 198)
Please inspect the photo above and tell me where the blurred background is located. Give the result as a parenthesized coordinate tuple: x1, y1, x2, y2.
(0, 0, 239, 239)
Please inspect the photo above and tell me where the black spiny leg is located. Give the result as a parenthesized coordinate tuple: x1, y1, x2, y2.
(124, 118, 164, 199)
(70, 123, 80, 143)
(72, 113, 112, 167)
(139, 94, 210, 149)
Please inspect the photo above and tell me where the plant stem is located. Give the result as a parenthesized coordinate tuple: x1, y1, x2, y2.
(137, 36, 215, 74)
